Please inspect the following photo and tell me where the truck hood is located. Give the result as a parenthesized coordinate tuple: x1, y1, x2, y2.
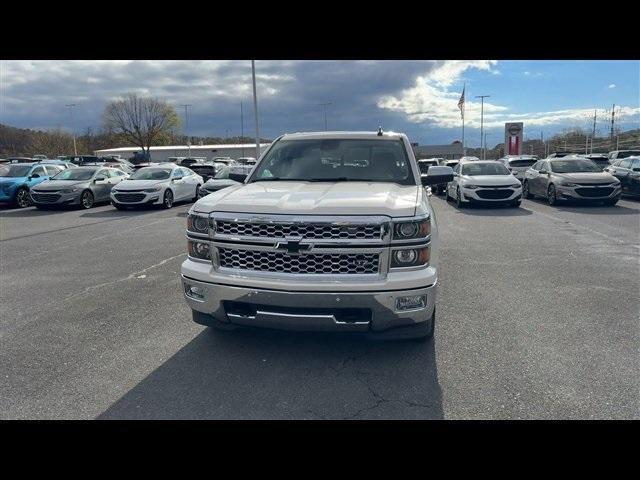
(554, 172, 617, 184)
(194, 181, 420, 217)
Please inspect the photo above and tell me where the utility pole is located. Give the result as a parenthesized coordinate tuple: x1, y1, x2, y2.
(240, 101, 244, 157)
(591, 109, 597, 154)
(475, 95, 490, 160)
(251, 60, 261, 160)
(610, 104, 615, 143)
(65, 104, 77, 155)
(585, 135, 589, 154)
(318, 102, 332, 131)
(180, 104, 192, 157)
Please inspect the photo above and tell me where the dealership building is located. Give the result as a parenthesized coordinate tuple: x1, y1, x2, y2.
(94, 143, 271, 162)
(412, 143, 464, 160)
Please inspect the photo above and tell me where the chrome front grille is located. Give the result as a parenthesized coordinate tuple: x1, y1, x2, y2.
(215, 220, 382, 240)
(218, 248, 380, 275)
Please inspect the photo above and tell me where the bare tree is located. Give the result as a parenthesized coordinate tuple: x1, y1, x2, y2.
(102, 93, 180, 155)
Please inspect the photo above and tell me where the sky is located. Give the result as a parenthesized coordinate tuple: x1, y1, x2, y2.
(0, 60, 638, 148)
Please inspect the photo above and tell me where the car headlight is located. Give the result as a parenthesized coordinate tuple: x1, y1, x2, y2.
(60, 188, 80, 193)
(461, 184, 478, 189)
(144, 186, 162, 192)
(393, 218, 430, 240)
(187, 240, 211, 260)
(561, 182, 579, 187)
(511, 183, 522, 189)
(187, 213, 210, 235)
(390, 247, 430, 269)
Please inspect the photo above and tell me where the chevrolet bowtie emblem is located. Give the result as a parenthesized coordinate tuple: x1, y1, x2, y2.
(275, 239, 311, 255)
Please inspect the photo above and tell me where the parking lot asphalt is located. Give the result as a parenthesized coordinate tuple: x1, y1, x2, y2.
(0, 196, 638, 419)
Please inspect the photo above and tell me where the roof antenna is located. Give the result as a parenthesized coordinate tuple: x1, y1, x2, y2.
(377, 126, 383, 136)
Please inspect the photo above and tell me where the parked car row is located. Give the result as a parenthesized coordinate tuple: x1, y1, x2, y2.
(0, 162, 204, 210)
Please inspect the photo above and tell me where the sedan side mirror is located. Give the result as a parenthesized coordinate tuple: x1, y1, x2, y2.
(30, 173, 40, 179)
(229, 172, 248, 182)
(420, 166, 454, 186)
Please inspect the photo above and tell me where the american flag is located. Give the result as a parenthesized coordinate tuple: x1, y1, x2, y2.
(458, 86, 465, 119)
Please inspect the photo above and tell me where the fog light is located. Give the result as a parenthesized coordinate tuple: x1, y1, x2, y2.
(185, 284, 205, 300)
(395, 294, 427, 312)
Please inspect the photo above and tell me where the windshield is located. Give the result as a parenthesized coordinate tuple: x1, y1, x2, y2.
(618, 151, 640, 159)
(509, 159, 537, 167)
(51, 168, 96, 180)
(461, 163, 510, 176)
(0, 165, 32, 177)
(550, 159, 600, 173)
(129, 168, 172, 180)
(250, 138, 414, 185)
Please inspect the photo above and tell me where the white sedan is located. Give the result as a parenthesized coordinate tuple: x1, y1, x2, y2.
(446, 160, 523, 208)
(110, 164, 203, 209)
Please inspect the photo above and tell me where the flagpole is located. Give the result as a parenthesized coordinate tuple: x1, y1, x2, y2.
(461, 83, 466, 156)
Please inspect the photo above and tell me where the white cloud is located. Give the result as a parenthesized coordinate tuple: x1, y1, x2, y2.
(608, 83, 616, 89)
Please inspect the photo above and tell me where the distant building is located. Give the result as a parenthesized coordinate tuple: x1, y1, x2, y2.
(94, 143, 271, 162)
(413, 143, 464, 160)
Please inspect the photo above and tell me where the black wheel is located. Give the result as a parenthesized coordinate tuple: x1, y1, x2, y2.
(80, 190, 94, 209)
(547, 184, 558, 206)
(163, 189, 174, 209)
(455, 187, 465, 208)
(522, 181, 531, 199)
(15, 187, 31, 208)
(193, 185, 200, 202)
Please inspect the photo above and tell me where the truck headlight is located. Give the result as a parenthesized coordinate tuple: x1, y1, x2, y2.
(390, 246, 430, 268)
(187, 214, 210, 234)
(187, 240, 211, 260)
(393, 218, 430, 240)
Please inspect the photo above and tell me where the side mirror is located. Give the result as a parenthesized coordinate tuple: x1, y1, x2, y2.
(420, 166, 454, 186)
(30, 173, 40, 179)
(512, 171, 518, 175)
(229, 172, 248, 183)
(94, 176, 106, 182)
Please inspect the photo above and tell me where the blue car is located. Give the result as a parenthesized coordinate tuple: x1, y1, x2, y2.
(0, 163, 64, 208)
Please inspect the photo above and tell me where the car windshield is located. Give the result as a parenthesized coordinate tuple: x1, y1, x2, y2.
(461, 163, 510, 176)
(51, 168, 96, 180)
(129, 168, 172, 180)
(250, 138, 414, 185)
(0, 165, 32, 177)
(617, 151, 640, 159)
(550, 159, 601, 173)
(509, 159, 537, 167)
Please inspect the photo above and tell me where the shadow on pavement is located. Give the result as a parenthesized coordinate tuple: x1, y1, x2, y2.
(526, 197, 639, 215)
(0, 206, 70, 217)
(79, 206, 159, 218)
(99, 327, 443, 420)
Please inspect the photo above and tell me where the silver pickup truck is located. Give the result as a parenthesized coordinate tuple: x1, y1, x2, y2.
(181, 131, 453, 340)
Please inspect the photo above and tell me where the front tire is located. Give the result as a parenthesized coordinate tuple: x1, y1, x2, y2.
(193, 185, 200, 202)
(547, 184, 558, 206)
(455, 187, 465, 208)
(80, 190, 94, 209)
(522, 181, 532, 199)
(15, 187, 31, 208)
(510, 200, 521, 208)
(162, 189, 174, 209)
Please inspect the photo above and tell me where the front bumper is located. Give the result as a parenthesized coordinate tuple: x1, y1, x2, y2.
(110, 191, 162, 206)
(460, 187, 522, 203)
(181, 275, 436, 334)
(30, 190, 83, 205)
(556, 184, 621, 200)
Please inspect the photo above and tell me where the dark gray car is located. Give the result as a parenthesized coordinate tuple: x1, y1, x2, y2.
(522, 158, 621, 206)
(197, 164, 241, 198)
(30, 166, 128, 209)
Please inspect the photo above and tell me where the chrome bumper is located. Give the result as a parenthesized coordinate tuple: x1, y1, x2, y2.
(181, 275, 436, 333)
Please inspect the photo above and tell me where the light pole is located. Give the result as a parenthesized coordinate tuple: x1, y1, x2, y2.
(475, 95, 490, 160)
(180, 104, 192, 157)
(318, 102, 332, 131)
(251, 60, 261, 160)
(240, 101, 244, 157)
(65, 104, 77, 155)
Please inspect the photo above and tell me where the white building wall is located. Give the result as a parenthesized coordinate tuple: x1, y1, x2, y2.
(94, 144, 270, 162)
